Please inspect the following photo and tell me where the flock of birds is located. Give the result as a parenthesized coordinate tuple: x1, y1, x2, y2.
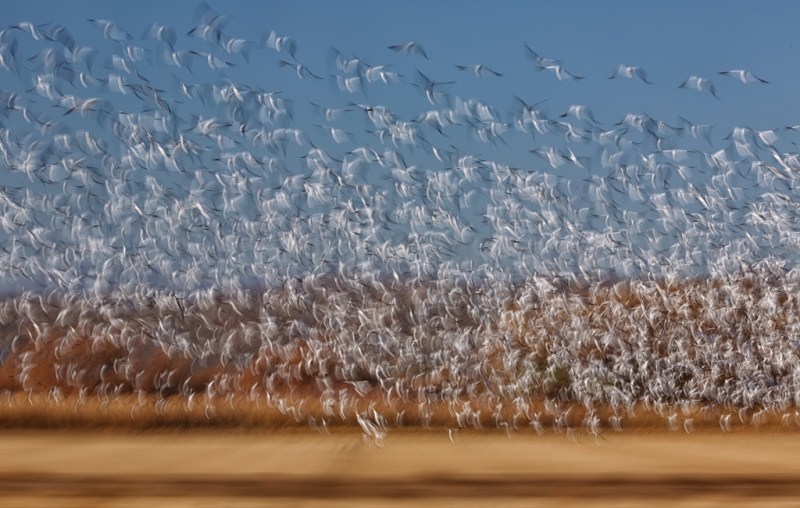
(1, 4, 800, 440)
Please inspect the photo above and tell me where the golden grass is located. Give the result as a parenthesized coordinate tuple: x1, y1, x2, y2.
(0, 392, 794, 433)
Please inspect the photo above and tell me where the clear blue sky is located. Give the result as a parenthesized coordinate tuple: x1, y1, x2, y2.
(2, 1, 800, 291)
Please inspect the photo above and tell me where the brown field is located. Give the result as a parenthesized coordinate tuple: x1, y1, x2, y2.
(1, 274, 798, 435)
(0, 392, 794, 433)
(1, 426, 800, 507)
(2, 276, 800, 505)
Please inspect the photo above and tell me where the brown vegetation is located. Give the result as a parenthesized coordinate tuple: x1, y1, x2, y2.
(0, 271, 798, 432)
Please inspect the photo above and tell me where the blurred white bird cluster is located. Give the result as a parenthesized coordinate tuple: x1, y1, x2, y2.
(0, 3, 797, 436)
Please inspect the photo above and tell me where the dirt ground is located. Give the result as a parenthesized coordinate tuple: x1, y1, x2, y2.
(1, 427, 800, 507)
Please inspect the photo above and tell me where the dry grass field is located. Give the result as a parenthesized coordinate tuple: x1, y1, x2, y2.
(2, 275, 800, 504)
(1, 427, 800, 506)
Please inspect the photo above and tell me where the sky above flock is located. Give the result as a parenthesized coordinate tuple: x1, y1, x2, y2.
(5, 0, 798, 143)
(2, 1, 800, 293)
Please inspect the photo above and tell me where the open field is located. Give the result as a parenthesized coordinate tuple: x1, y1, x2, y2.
(3, 277, 800, 506)
(2, 276, 800, 505)
(1, 428, 800, 506)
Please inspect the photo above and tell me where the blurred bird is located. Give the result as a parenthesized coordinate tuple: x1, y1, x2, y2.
(718, 69, 769, 84)
(678, 76, 720, 99)
(263, 30, 297, 59)
(87, 19, 132, 41)
(388, 41, 428, 59)
(609, 64, 651, 84)
(279, 60, 322, 80)
(456, 64, 502, 77)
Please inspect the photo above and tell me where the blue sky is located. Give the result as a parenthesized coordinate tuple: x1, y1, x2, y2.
(5, 2, 795, 181)
(5, 0, 797, 137)
(2, 1, 800, 292)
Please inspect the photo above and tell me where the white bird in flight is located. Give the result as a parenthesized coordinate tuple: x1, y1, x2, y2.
(279, 60, 322, 80)
(609, 64, 651, 84)
(388, 42, 428, 59)
(539, 63, 583, 81)
(264, 30, 297, 59)
(678, 76, 720, 100)
(718, 69, 769, 84)
(456, 64, 502, 77)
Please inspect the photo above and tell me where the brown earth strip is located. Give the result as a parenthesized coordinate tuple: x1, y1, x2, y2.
(1, 428, 800, 505)
(0, 474, 799, 499)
